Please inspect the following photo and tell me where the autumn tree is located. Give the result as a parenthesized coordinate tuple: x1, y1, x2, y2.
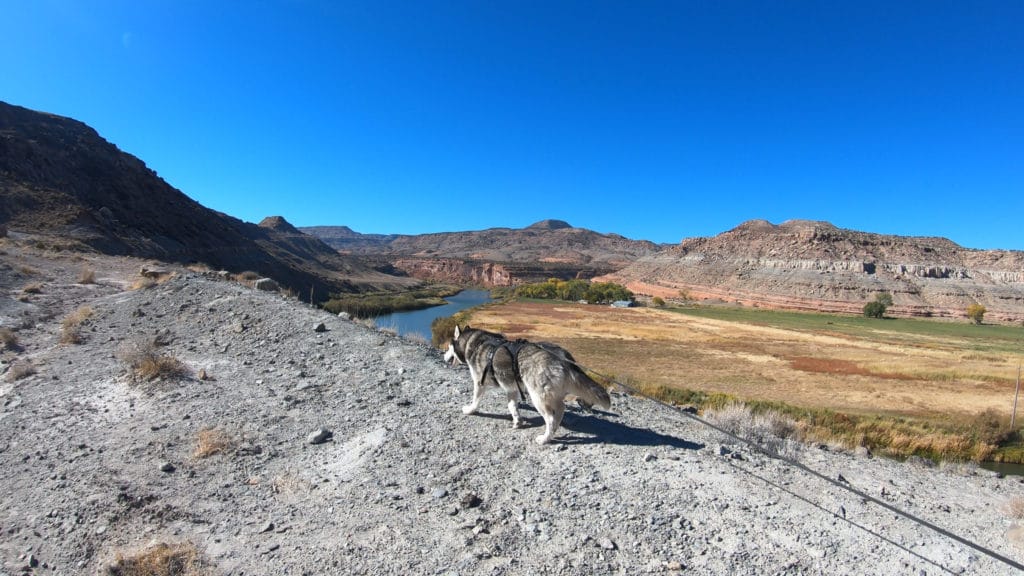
(966, 304, 986, 325)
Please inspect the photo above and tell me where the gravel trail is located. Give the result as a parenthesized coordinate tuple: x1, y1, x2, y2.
(1, 252, 1022, 575)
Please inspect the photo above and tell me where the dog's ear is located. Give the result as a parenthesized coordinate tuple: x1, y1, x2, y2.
(453, 325, 461, 339)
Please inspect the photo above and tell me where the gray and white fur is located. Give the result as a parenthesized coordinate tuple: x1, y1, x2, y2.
(445, 325, 611, 444)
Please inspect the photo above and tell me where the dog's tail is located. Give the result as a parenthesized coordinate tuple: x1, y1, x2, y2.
(567, 366, 611, 411)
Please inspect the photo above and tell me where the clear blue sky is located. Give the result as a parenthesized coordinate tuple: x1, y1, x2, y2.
(3, 1, 1022, 249)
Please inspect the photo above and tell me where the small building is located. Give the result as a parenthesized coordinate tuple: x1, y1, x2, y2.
(610, 300, 633, 308)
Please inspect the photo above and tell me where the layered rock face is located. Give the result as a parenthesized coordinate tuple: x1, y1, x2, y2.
(600, 220, 1024, 323)
(389, 257, 616, 287)
(304, 220, 660, 286)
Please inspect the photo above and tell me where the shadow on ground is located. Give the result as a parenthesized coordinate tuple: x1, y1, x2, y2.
(469, 407, 704, 450)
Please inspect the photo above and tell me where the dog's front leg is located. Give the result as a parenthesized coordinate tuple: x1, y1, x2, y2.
(462, 367, 484, 415)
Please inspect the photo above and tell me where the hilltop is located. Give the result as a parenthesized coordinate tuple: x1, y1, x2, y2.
(0, 240, 1021, 574)
(599, 219, 1024, 323)
(0, 101, 415, 299)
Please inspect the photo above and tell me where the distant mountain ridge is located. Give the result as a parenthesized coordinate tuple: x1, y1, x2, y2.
(302, 220, 664, 286)
(4, 100, 1021, 320)
(0, 101, 414, 298)
(598, 219, 1024, 322)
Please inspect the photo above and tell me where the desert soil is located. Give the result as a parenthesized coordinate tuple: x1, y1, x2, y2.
(1, 243, 1023, 575)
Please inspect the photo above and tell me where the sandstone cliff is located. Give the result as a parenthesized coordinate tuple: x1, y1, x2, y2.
(600, 220, 1024, 323)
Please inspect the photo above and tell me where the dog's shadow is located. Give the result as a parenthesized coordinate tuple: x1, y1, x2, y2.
(471, 407, 703, 450)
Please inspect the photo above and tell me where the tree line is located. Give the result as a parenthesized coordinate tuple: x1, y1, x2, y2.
(514, 278, 633, 304)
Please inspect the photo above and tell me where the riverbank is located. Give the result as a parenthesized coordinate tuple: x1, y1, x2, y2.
(373, 289, 494, 343)
(320, 284, 463, 318)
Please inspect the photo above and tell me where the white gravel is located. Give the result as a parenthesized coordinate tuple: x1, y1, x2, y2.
(1, 256, 1023, 575)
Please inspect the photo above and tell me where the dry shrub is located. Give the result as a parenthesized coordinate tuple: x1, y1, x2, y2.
(106, 541, 209, 576)
(119, 339, 189, 382)
(5, 360, 36, 382)
(0, 327, 18, 350)
(271, 471, 312, 502)
(233, 270, 261, 286)
(131, 277, 157, 291)
(78, 267, 97, 284)
(404, 332, 430, 346)
(193, 427, 233, 459)
(60, 306, 94, 345)
(21, 282, 42, 294)
(1006, 497, 1024, 520)
(705, 402, 801, 457)
(132, 267, 175, 290)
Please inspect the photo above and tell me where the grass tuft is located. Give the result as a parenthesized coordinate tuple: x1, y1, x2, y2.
(60, 306, 94, 345)
(5, 360, 37, 382)
(0, 327, 18, 350)
(233, 270, 261, 286)
(705, 402, 801, 457)
(21, 282, 43, 295)
(5, 361, 36, 381)
(106, 541, 209, 576)
(78, 267, 97, 284)
(193, 427, 233, 459)
(131, 277, 157, 291)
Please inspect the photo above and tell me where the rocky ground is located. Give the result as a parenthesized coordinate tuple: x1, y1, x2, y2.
(1, 240, 1023, 575)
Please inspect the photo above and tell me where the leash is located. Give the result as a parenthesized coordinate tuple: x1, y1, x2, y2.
(526, 342, 1024, 574)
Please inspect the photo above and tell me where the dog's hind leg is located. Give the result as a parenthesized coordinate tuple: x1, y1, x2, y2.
(505, 391, 524, 428)
(532, 396, 565, 445)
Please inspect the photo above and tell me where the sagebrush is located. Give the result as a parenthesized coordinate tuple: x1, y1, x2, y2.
(119, 339, 190, 382)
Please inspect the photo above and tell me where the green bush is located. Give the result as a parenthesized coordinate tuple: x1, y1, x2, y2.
(863, 301, 886, 318)
(863, 292, 892, 318)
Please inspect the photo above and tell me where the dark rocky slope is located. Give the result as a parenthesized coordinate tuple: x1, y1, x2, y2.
(0, 101, 415, 299)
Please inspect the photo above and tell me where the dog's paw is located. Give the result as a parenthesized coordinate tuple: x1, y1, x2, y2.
(462, 405, 477, 415)
(511, 420, 524, 429)
(535, 434, 551, 445)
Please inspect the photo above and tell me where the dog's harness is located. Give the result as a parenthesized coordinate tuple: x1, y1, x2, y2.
(482, 339, 530, 401)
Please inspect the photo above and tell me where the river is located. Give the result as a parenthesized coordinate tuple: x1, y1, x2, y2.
(373, 289, 494, 342)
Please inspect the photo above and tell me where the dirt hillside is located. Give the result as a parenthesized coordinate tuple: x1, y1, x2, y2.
(0, 101, 414, 299)
(1, 239, 1022, 575)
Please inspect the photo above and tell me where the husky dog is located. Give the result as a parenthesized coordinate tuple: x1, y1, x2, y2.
(444, 326, 611, 444)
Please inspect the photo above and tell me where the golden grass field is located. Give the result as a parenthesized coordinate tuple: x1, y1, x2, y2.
(462, 300, 1024, 460)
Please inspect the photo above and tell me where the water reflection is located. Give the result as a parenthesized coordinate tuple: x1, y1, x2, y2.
(373, 290, 493, 342)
